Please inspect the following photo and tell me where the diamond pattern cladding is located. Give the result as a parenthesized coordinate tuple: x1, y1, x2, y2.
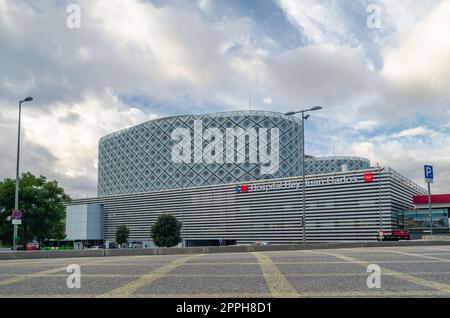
(98, 111, 303, 196)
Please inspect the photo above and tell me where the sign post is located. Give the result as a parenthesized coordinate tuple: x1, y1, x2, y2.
(424, 165, 434, 236)
(12, 209, 22, 250)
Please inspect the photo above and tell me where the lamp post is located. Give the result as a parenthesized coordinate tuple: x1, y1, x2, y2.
(377, 163, 385, 233)
(181, 175, 185, 248)
(285, 106, 322, 244)
(13, 97, 33, 251)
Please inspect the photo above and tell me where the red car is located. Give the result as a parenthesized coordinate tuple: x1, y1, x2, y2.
(377, 229, 410, 241)
(25, 244, 39, 251)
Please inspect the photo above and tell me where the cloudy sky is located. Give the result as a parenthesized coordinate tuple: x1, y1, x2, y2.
(0, 0, 449, 197)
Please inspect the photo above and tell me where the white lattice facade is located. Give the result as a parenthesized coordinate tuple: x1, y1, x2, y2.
(98, 111, 303, 196)
(98, 111, 371, 196)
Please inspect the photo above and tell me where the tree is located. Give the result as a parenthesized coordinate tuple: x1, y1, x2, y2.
(0, 172, 71, 246)
(151, 214, 182, 247)
(115, 225, 129, 247)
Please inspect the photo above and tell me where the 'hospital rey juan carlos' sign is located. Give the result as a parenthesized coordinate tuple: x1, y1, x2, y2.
(235, 175, 359, 193)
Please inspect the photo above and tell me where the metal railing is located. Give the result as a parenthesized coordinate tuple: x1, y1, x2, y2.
(385, 167, 427, 194)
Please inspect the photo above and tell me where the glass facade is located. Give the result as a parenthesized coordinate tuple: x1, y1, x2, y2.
(398, 209, 450, 229)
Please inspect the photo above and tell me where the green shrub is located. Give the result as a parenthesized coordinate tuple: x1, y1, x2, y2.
(151, 214, 182, 247)
(116, 225, 130, 246)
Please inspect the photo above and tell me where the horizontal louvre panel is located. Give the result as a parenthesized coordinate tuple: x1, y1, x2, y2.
(69, 168, 425, 244)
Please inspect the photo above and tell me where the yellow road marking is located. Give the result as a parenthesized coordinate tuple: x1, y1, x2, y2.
(299, 290, 448, 297)
(426, 248, 450, 252)
(98, 255, 196, 298)
(422, 253, 450, 256)
(1, 271, 450, 279)
(0, 255, 157, 267)
(0, 260, 448, 269)
(0, 266, 70, 287)
(0, 290, 447, 298)
(0, 265, 78, 287)
(0, 294, 97, 298)
(183, 260, 448, 265)
(381, 249, 450, 262)
(310, 250, 450, 295)
(253, 252, 299, 298)
(0, 258, 104, 266)
(122, 290, 450, 298)
(287, 271, 450, 277)
(0, 256, 152, 287)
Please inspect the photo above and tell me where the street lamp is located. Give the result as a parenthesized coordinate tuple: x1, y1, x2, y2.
(13, 96, 34, 251)
(181, 175, 185, 248)
(377, 163, 385, 233)
(285, 106, 322, 244)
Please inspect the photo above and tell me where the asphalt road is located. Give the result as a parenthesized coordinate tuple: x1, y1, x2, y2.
(0, 245, 450, 298)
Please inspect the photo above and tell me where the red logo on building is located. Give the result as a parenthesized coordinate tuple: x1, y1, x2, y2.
(364, 172, 374, 182)
(241, 185, 249, 192)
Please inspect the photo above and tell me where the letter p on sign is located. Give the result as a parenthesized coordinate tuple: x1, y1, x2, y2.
(424, 165, 433, 183)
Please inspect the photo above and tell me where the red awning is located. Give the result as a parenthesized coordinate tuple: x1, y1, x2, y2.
(413, 194, 450, 204)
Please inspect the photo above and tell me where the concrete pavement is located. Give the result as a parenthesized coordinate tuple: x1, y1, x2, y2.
(0, 245, 450, 298)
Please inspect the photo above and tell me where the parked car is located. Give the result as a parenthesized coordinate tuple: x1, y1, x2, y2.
(25, 244, 39, 251)
(377, 229, 410, 241)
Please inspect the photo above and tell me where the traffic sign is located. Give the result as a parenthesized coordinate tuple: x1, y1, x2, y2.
(424, 165, 434, 183)
(12, 219, 22, 225)
(424, 164, 434, 235)
(12, 209, 22, 220)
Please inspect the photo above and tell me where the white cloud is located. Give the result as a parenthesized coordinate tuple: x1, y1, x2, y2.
(0, 0, 269, 197)
(380, 0, 450, 107)
(351, 142, 377, 162)
(390, 127, 434, 139)
(0, 90, 154, 196)
(353, 120, 379, 131)
(277, 0, 350, 45)
(377, 0, 441, 45)
(349, 129, 450, 193)
(22, 90, 152, 178)
(197, 0, 212, 14)
(1, 0, 450, 197)
(266, 44, 377, 119)
(263, 97, 272, 105)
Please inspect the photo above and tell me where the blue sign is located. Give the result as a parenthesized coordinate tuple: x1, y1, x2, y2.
(424, 165, 434, 183)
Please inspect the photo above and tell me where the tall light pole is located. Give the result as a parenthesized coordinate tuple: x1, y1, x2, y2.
(377, 163, 384, 232)
(181, 175, 185, 247)
(13, 97, 33, 251)
(285, 106, 322, 244)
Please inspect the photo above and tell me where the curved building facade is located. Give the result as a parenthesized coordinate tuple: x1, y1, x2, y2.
(66, 110, 426, 246)
(98, 111, 303, 196)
